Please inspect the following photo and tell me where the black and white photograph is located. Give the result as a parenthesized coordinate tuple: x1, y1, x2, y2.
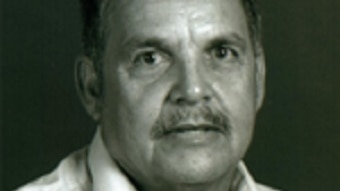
(1, 0, 340, 190)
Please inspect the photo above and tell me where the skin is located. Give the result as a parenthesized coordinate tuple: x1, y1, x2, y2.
(76, 0, 266, 191)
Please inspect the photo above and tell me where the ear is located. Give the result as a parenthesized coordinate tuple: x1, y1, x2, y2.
(254, 46, 266, 111)
(75, 56, 102, 122)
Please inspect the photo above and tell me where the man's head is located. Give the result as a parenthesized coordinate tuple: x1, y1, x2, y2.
(76, 0, 265, 190)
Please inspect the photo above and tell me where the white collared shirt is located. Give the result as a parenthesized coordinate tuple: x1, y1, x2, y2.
(17, 129, 279, 191)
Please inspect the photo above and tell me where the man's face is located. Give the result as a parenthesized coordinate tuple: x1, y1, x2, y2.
(97, 0, 264, 189)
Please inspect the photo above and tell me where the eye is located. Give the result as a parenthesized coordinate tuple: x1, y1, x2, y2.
(211, 45, 238, 60)
(136, 51, 163, 66)
(130, 50, 170, 77)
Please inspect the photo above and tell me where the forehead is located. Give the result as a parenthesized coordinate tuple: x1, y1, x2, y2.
(101, 0, 249, 46)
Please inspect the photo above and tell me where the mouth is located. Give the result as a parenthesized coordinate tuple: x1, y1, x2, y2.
(163, 123, 225, 136)
(157, 123, 226, 146)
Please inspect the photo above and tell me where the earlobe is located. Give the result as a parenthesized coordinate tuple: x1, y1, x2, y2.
(255, 47, 266, 111)
(75, 56, 102, 122)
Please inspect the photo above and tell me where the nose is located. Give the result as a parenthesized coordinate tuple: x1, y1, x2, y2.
(169, 64, 212, 106)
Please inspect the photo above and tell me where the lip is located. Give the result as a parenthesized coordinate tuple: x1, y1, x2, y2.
(158, 123, 225, 146)
(163, 123, 225, 136)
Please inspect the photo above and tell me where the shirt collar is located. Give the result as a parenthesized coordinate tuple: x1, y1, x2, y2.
(88, 128, 258, 191)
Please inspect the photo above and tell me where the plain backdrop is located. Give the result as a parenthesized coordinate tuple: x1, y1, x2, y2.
(2, 0, 340, 190)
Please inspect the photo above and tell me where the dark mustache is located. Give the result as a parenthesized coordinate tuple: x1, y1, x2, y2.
(151, 105, 231, 139)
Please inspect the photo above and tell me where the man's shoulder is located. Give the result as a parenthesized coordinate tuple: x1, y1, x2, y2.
(16, 147, 91, 191)
(256, 183, 281, 191)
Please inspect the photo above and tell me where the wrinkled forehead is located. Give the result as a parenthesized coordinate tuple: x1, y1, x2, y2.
(98, 0, 248, 38)
(99, 0, 245, 10)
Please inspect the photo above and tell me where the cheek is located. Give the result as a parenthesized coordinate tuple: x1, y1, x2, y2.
(103, 67, 173, 160)
(212, 66, 256, 143)
(214, 66, 256, 114)
(119, 78, 165, 129)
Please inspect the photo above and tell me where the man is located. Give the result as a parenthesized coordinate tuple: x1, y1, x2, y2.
(18, 0, 279, 190)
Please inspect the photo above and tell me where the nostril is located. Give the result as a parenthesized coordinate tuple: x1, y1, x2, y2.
(174, 95, 211, 106)
(176, 97, 186, 105)
(203, 96, 211, 102)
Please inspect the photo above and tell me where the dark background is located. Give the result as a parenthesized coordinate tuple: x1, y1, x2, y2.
(1, 0, 340, 190)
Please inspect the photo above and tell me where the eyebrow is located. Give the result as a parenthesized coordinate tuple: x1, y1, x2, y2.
(121, 36, 173, 53)
(205, 33, 247, 51)
(120, 32, 247, 53)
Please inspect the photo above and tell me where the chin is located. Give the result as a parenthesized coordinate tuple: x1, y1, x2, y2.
(152, 147, 235, 185)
